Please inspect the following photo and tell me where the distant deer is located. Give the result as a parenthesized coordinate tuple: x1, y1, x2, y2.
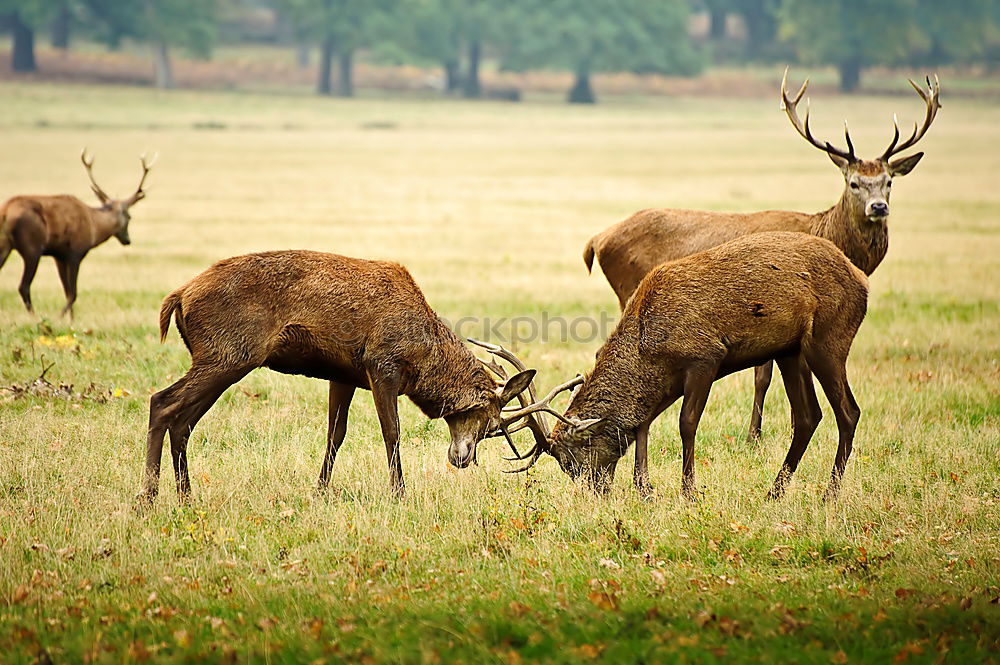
(0, 150, 155, 318)
(500, 232, 869, 501)
(583, 72, 939, 442)
(140, 250, 536, 504)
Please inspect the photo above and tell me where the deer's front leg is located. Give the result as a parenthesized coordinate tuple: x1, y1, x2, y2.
(633, 422, 654, 497)
(368, 369, 404, 497)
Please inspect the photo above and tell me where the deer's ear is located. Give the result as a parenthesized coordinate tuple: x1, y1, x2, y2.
(828, 152, 851, 173)
(888, 152, 923, 177)
(498, 369, 535, 405)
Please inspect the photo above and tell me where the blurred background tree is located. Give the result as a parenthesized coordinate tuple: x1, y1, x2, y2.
(0, 0, 996, 97)
(504, 0, 702, 103)
(279, 0, 396, 96)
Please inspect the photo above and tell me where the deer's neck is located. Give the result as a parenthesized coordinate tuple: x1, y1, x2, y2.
(567, 326, 670, 443)
(87, 207, 120, 249)
(407, 326, 495, 419)
(809, 193, 888, 276)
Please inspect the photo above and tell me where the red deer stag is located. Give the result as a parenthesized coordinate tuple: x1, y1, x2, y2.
(0, 150, 154, 317)
(503, 232, 869, 501)
(140, 250, 536, 504)
(583, 71, 938, 442)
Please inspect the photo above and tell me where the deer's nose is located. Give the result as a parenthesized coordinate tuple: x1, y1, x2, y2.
(869, 201, 889, 217)
(448, 440, 476, 469)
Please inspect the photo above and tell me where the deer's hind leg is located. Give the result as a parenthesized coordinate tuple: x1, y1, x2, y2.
(804, 349, 860, 501)
(139, 364, 252, 504)
(318, 381, 356, 490)
(766, 355, 823, 500)
(746, 361, 774, 442)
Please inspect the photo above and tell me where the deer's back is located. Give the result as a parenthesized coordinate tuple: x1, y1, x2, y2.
(631, 232, 867, 371)
(1, 195, 93, 251)
(171, 250, 442, 374)
(590, 207, 814, 307)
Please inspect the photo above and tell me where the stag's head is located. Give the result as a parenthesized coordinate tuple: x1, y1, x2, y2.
(80, 150, 156, 246)
(780, 70, 940, 223)
(469, 340, 624, 488)
(444, 367, 535, 469)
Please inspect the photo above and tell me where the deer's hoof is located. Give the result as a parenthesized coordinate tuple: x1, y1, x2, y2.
(636, 483, 656, 501)
(133, 491, 156, 511)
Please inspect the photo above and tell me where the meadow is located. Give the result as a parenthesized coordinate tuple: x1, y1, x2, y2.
(0, 78, 998, 663)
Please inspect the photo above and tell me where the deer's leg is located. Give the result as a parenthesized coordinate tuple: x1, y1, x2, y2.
(633, 393, 679, 496)
(767, 355, 823, 500)
(319, 381, 356, 490)
(167, 366, 252, 500)
(368, 369, 404, 497)
(0, 240, 11, 272)
(139, 365, 248, 504)
(56, 256, 80, 319)
(633, 422, 653, 495)
(17, 252, 40, 313)
(678, 367, 715, 500)
(746, 361, 774, 442)
(806, 352, 860, 501)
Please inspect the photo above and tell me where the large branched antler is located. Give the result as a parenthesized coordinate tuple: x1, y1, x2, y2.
(880, 75, 941, 161)
(126, 153, 157, 207)
(80, 149, 112, 205)
(780, 68, 857, 164)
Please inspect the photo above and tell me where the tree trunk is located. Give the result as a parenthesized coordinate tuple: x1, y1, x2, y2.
(463, 40, 481, 98)
(709, 7, 727, 40)
(337, 50, 353, 97)
(153, 41, 174, 89)
(740, 0, 776, 59)
(296, 43, 310, 69)
(10, 13, 37, 73)
(444, 59, 461, 93)
(838, 57, 861, 92)
(568, 67, 595, 104)
(317, 35, 334, 95)
(51, 2, 71, 50)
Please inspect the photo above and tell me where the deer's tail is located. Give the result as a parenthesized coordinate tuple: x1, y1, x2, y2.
(583, 237, 596, 274)
(158, 287, 187, 344)
(0, 208, 13, 270)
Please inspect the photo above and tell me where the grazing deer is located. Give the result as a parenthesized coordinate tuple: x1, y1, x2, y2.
(0, 150, 154, 317)
(499, 232, 869, 501)
(140, 250, 536, 504)
(583, 72, 939, 442)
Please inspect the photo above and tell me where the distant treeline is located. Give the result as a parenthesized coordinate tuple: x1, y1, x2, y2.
(2, 0, 998, 101)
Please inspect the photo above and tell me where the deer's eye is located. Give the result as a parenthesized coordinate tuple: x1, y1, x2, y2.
(850, 182, 860, 190)
(886, 181, 892, 188)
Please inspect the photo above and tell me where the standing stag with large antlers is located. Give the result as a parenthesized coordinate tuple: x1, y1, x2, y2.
(0, 150, 155, 317)
(500, 232, 870, 501)
(140, 250, 537, 504)
(583, 71, 939, 443)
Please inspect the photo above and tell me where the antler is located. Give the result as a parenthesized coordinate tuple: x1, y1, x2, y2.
(80, 149, 111, 205)
(125, 153, 157, 206)
(780, 68, 857, 164)
(880, 75, 941, 161)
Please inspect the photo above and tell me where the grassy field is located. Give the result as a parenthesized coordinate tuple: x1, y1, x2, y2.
(1, 80, 998, 664)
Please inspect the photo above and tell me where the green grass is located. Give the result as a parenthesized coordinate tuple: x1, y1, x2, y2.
(1, 80, 998, 664)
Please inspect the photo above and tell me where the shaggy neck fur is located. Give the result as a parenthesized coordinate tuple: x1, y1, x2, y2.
(406, 321, 495, 419)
